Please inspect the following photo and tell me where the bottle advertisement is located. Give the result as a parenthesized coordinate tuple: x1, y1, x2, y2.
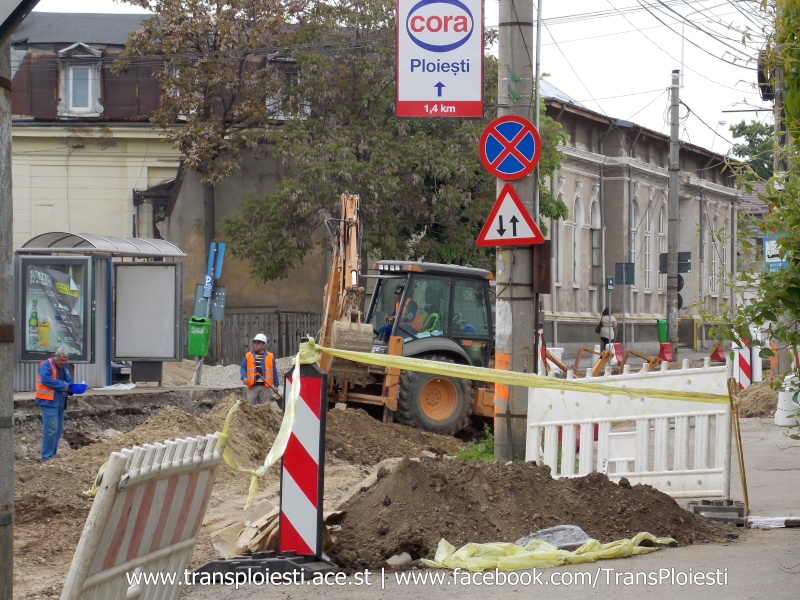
(19, 257, 90, 362)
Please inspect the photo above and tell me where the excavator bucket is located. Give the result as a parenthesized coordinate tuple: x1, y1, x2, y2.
(329, 320, 373, 384)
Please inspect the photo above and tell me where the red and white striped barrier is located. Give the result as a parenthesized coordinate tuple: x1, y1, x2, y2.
(279, 362, 327, 556)
(734, 336, 751, 390)
(62, 434, 223, 599)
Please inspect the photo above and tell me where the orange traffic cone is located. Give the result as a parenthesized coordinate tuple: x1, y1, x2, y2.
(710, 344, 725, 361)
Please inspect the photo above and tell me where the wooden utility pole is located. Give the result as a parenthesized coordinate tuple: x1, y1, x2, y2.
(0, 39, 14, 600)
(494, 0, 536, 461)
(667, 70, 681, 358)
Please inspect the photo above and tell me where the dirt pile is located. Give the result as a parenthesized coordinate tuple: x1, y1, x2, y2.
(330, 457, 733, 570)
(738, 377, 779, 418)
(13, 394, 467, 597)
(14, 391, 734, 597)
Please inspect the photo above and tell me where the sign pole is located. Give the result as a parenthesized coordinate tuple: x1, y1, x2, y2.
(0, 37, 14, 599)
(192, 242, 217, 385)
(493, 0, 535, 461)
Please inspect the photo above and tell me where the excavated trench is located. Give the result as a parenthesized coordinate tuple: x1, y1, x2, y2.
(13, 387, 238, 459)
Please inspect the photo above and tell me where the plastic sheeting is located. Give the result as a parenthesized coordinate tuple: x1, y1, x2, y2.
(422, 532, 676, 572)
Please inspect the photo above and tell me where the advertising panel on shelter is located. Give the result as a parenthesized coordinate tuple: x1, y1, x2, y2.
(18, 256, 91, 362)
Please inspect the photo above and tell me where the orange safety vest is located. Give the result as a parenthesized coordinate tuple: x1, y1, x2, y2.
(396, 297, 423, 331)
(35, 358, 63, 403)
(244, 352, 275, 387)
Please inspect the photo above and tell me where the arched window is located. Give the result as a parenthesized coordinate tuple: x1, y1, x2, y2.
(700, 208, 707, 293)
(722, 217, 729, 294)
(590, 200, 602, 285)
(710, 215, 718, 294)
(631, 200, 640, 286)
(573, 198, 583, 286)
(644, 202, 653, 289)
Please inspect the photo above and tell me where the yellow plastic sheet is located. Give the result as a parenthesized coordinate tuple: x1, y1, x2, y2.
(422, 532, 676, 572)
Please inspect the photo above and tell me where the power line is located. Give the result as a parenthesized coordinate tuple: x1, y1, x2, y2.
(542, 21, 606, 114)
(639, 0, 757, 69)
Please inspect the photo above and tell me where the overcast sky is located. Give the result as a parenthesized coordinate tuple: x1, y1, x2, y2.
(33, 0, 772, 155)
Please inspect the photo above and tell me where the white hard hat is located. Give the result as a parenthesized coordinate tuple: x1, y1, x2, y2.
(253, 333, 268, 343)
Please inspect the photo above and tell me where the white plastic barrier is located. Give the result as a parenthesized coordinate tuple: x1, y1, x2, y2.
(62, 434, 223, 600)
(526, 360, 732, 498)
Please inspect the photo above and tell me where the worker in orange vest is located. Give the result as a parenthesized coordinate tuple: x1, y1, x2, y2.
(35, 347, 73, 461)
(240, 333, 280, 405)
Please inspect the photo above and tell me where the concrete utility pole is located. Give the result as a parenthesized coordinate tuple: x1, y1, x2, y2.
(494, 0, 535, 461)
(667, 70, 680, 357)
(0, 40, 14, 600)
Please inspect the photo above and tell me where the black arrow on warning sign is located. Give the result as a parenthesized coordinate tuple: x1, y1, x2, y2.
(497, 216, 506, 236)
(510, 215, 518, 236)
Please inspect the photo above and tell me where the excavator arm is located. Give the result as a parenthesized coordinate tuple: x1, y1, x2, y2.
(320, 194, 373, 385)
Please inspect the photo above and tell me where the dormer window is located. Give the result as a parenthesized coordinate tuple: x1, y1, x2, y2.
(57, 43, 104, 117)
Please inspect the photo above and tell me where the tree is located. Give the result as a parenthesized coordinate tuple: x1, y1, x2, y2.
(729, 120, 774, 180)
(221, 0, 567, 281)
(114, 0, 311, 250)
(713, 1, 800, 433)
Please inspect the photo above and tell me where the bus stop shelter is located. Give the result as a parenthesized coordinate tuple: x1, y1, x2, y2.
(14, 232, 185, 391)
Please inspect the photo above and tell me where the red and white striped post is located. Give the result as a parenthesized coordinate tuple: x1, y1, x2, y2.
(734, 336, 751, 390)
(279, 353, 327, 557)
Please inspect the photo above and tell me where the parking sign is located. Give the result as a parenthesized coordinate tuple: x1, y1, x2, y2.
(396, 0, 484, 118)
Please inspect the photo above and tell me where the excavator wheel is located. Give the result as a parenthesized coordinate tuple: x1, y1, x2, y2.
(397, 355, 471, 436)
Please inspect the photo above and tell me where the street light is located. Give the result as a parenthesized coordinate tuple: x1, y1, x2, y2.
(710, 120, 726, 154)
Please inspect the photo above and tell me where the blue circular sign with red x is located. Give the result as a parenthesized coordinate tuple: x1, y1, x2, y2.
(479, 115, 542, 180)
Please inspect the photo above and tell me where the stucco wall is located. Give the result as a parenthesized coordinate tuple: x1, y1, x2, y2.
(11, 125, 180, 248)
(162, 153, 328, 316)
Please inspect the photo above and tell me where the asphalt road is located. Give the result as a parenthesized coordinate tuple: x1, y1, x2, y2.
(175, 417, 800, 600)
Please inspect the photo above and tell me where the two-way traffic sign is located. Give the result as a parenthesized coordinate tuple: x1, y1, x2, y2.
(476, 183, 544, 247)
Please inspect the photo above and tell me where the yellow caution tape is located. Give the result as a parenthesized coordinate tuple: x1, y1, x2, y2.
(422, 532, 676, 571)
(214, 345, 319, 509)
(83, 461, 108, 497)
(302, 338, 730, 404)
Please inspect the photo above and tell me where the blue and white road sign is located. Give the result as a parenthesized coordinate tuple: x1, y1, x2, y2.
(479, 115, 542, 180)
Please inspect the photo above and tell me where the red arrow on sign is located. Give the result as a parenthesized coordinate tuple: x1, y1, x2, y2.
(476, 183, 544, 247)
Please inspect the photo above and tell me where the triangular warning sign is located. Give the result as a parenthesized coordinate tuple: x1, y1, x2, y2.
(476, 183, 545, 247)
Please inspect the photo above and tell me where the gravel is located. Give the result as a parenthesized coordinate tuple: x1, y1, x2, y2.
(196, 356, 298, 388)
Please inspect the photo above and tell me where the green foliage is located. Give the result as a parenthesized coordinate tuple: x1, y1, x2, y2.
(221, 0, 567, 281)
(457, 425, 495, 462)
(729, 120, 774, 180)
(115, 0, 311, 182)
(698, 1, 800, 436)
(773, 1, 800, 152)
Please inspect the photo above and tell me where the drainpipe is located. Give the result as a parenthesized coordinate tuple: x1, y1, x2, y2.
(626, 127, 643, 348)
(550, 178, 558, 346)
(699, 154, 715, 349)
(731, 192, 738, 318)
(550, 102, 567, 347)
(599, 124, 613, 322)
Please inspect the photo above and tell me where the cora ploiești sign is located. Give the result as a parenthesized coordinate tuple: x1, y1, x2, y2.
(396, 0, 484, 118)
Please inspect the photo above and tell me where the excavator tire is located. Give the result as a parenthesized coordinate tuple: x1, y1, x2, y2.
(397, 355, 472, 436)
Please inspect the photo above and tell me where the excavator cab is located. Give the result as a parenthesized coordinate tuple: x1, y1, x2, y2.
(365, 264, 494, 369)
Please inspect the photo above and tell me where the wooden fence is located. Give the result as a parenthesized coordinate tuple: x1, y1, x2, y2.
(184, 311, 322, 365)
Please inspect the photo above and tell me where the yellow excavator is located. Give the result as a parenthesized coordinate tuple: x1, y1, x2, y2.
(319, 194, 495, 435)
